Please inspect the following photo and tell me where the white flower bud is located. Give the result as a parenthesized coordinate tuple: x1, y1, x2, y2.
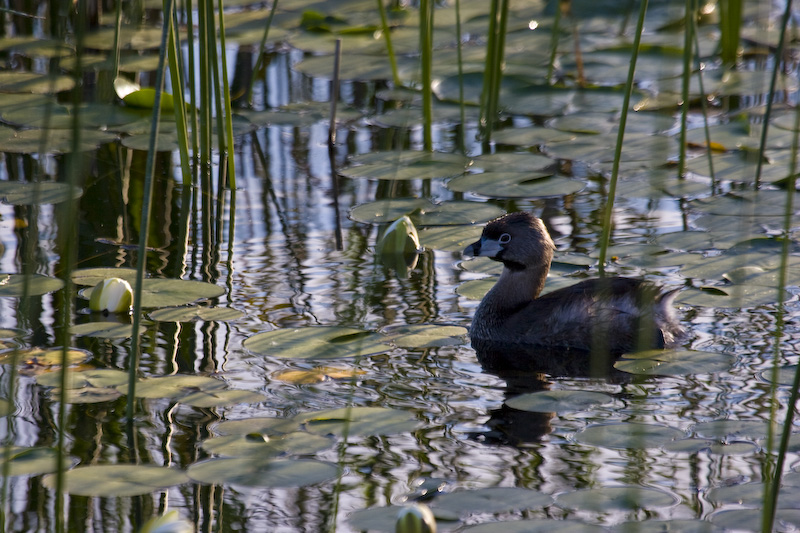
(89, 278, 133, 313)
(396, 503, 436, 533)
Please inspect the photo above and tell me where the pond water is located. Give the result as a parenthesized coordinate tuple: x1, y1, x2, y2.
(2, 0, 800, 531)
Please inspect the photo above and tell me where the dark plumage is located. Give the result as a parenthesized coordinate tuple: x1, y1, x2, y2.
(464, 212, 683, 359)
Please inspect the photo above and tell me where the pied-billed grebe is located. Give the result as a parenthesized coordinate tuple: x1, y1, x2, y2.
(464, 212, 683, 356)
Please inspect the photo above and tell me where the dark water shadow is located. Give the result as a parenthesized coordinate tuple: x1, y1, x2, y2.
(469, 339, 631, 446)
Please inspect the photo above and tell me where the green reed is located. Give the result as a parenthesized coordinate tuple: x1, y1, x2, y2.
(596, 0, 648, 277)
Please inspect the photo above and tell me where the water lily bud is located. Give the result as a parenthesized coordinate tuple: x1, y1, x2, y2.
(377, 215, 422, 256)
(89, 278, 133, 313)
(396, 503, 436, 533)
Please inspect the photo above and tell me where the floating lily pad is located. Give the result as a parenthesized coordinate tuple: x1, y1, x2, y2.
(675, 284, 789, 308)
(692, 420, 771, 441)
(544, 133, 678, 166)
(0, 347, 92, 372)
(350, 199, 504, 225)
(148, 306, 244, 323)
(121, 133, 180, 152)
(381, 324, 468, 348)
(710, 509, 800, 531)
(43, 464, 189, 497)
(213, 417, 300, 437)
(0, 127, 117, 154)
(72, 268, 139, 286)
(447, 172, 585, 198)
(187, 457, 338, 488)
(82, 278, 225, 308)
(294, 406, 419, 437)
(492, 126, 577, 147)
(340, 151, 470, 181)
(0, 274, 64, 296)
(244, 326, 387, 359)
(71, 322, 146, 339)
(557, 486, 680, 512)
(708, 482, 800, 507)
(417, 224, 483, 252)
(759, 365, 799, 386)
(35, 368, 129, 389)
(51, 386, 123, 404)
(0, 71, 75, 94)
(0, 398, 11, 417)
(180, 389, 266, 408)
(456, 278, 497, 300)
(470, 153, 555, 172)
(462, 519, 606, 533)
(505, 390, 614, 413)
(0, 446, 69, 476)
(347, 505, 416, 533)
(575, 423, 684, 449)
(273, 366, 366, 384)
(116, 375, 224, 399)
(431, 487, 552, 516)
(200, 431, 334, 457)
(617, 519, 717, 533)
(614, 349, 734, 376)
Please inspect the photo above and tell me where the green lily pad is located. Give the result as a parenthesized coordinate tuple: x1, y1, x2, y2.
(350, 199, 504, 225)
(244, 326, 387, 359)
(71, 322, 146, 339)
(347, 505, 416, 533)
(200, 431, 334, 457)
(294, 406, 419, 437)
(492, 126, 577, 147)
(0, 182, 82, 205)
(82, 278, 225, 308)
(462, 519, 606, 533)
(456, 279, 497, 300)
(505, 390, 614, 413)
(0, 127, 117, 154)
(0, 398, 11, 417)
(0, 347, 92, 369)
(213, 417, 300, 437)
(431, 487, 552, 516)
(708, 482, 800, 507)
(381, 324, 468, 348)
(35, 368, 129, 389)
(470, 153, 555, 172)
(43, 464, 189, 497)
(116, 375, 224, 399)
(120, 133, 180, 152)
(575, 423, 684, 449)
(179, 389, 266, 408)
(418, 224, 483, 252)
(72, 268, 139, 286)
(447, 172, 585, 198)
(544, 133, 678, 166)
(557, 486, 680, 512)
(0, 447, 68, 476)
(50, 386, 123, 404)
(676, 284, 789, 308)
(0, 71, 75, 94)
(187, 457, 339, 488)
(692, 420, 771, 441)
(614, 349, 734, 376)
(340, 151, 469, 181)
(148, 306, 244, 322)
(759, 365, 800, 386)
(710, 509, 800, 531)
(0, 274, 64, 296)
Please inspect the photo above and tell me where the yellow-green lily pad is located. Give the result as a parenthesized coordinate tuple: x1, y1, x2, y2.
(505, 390, 614, 414)
(43, 464, 189, 497)
(187, 457, 339, 488)
(148, 306, 244, 323)
(0, 274, 64, 296)
(381, 324, 468, 348)
(295, 406, 419, 437)
(243, 326, 387, 359)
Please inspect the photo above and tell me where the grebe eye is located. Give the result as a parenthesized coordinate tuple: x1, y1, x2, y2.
(499, 233, 511, 244)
